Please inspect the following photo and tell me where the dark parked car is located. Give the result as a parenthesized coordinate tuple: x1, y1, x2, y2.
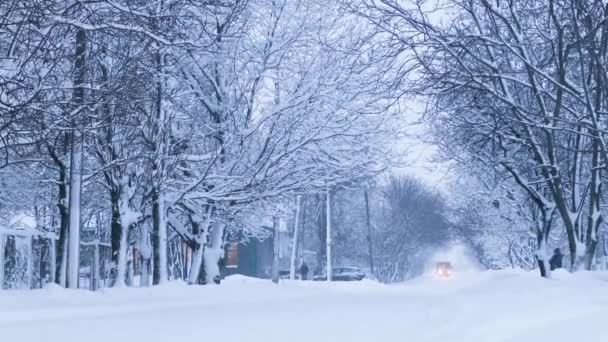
(313, 267, 366, 281)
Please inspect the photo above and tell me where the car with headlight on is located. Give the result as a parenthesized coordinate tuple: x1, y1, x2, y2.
(435, 262, 453, 277)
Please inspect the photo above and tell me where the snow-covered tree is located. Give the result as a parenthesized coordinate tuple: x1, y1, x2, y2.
(354, 0, 608, 275)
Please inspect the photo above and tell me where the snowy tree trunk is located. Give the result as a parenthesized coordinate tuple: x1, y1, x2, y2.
(26, 236, 33, 289)
(114, 225, 129, 287)
(55, 181, 69, 287)
(289, 196, 302, 280)
(139, 228, 152, 287)
(92, 242, 99, 290)
(126, 259, 134, 287)
(49, 237, 56, 284)
(111, 175, 140, 287)
(182, 242, 188, 280)
(585, 240, 598, 270)
(187, 214, 210, 285)
(203, 222, 226, 284)
(109, 189, 122, 284)
(58, 235, 68, 287)
(113, 191, 131, 287)
(316, 195, 327, 274)
(326, 188, 333, 282)
(507, 245, 516, 269)
(272, 217, 280, 284)
(152, 190, 168, 285)
(158, 199, 168, 283)
(48, 131, 70, 287)
(585, 139, 603, 270)
(188, 244, 205, 285)
(535, 207, 554, 278)
(536, 235, 550, 278)
(187, 220, 205, 285)
(140, 257, 151, 287)
(0, 233, 4, 290)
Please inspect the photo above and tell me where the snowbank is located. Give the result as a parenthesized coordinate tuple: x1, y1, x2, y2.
(1, 271, 607, 342)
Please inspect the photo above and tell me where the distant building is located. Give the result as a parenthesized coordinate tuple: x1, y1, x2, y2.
(222, 235, 274, 279)
(221, 220, 294, 279)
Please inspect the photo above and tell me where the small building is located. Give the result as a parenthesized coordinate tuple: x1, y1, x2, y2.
(222, 217, 297, 279)
(222, 236, 274, 279)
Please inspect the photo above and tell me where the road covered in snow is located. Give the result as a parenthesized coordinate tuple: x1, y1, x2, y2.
(1, 270, 608, 342)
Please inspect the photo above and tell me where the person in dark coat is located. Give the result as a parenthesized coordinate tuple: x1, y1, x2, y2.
(299, 263, 309, 280)
(549, 248, 563, 271)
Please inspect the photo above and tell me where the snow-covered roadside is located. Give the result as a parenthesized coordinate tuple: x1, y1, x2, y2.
(1, 271, 608, 342)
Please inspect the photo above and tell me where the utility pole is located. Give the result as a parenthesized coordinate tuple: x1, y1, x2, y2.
(326, 188, 333, 282)
(67, 28, 87, 289)
(299, 196, 307, 269)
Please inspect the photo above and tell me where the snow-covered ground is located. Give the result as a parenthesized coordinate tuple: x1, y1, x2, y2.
(2, 270, 608, 342)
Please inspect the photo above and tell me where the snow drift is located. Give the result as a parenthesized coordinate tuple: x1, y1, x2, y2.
(1, 270, 608, 342)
